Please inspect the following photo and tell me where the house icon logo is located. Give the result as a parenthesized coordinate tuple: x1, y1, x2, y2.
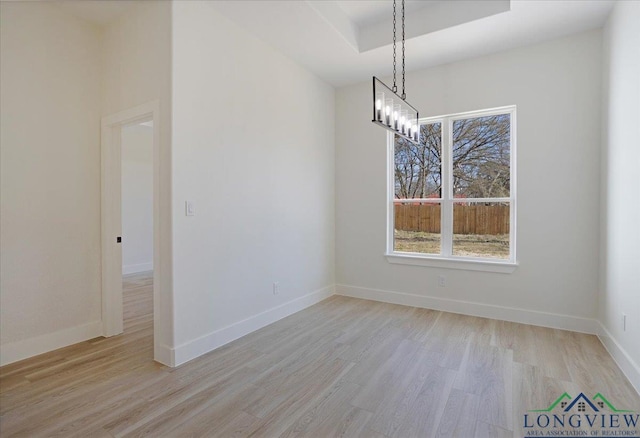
(562, 392, 599, 413)
(523, 392, 639, 437)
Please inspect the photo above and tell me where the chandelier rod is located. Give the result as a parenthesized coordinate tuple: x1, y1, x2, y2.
(401, 0, 406, 99)
(392, 0, 397, 93)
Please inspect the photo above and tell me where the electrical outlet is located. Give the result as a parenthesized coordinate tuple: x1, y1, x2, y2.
(438, 275, 446, 287)
(273, 282, 279, 295)
(622, 313, 627, 332)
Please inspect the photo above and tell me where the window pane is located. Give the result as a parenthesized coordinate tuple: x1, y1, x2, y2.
(452, 114, 510, 198)
(452, 202, 509, 259)
(394, 202, 441, 254)
(394, 123, 442, 199)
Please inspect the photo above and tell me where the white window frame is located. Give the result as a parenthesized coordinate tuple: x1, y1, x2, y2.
(385, 105, 517, 273)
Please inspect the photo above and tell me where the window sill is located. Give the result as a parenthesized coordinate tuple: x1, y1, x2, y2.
(385, 253, 518, 274)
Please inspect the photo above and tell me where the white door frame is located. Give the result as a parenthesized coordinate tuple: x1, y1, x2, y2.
(101, 100, 161, 355)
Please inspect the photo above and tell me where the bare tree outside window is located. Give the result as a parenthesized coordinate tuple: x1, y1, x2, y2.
(452, 115, 510, 199)
(394, 123, 442, 199)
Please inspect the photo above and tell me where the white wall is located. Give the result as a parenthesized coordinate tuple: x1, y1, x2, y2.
(102, 0, 173, 364)
(599, 0, 640, 392)
(171, 1, 335, 365)
(0, 2, 103, 365)
(336, 31, 602, 330)
(121, 124, 154, 275)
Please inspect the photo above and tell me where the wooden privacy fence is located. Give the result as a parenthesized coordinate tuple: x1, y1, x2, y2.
(394, 203, 510, 235)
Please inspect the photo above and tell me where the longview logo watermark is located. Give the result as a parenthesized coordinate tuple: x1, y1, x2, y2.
(523, 392, 639, 437)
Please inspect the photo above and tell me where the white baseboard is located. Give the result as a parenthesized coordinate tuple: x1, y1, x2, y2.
(336, 284, 598, 334)
(0, 321, 103, 367)
(596, 321, 640, 395)
(170, 285, 335, 366)
(123, 262, 153, 275)
(154, 343, 174, 367)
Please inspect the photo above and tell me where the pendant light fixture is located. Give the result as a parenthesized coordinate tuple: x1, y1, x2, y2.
(372, 0, 420, 144)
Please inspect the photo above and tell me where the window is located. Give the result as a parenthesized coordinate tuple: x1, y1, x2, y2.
(387, 106, 516, 272)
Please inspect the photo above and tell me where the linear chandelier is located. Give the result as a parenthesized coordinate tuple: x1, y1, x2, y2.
(372, 0, 420, 144)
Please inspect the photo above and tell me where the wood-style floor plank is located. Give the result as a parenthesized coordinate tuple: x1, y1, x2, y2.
(435, 388, 480, 437)
(1, 271, 639, 437)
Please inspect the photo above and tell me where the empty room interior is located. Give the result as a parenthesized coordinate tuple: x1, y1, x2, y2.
(1, 0, 639, 436)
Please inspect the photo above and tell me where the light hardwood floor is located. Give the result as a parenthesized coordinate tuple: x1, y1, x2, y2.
(1, 272, 638, 437)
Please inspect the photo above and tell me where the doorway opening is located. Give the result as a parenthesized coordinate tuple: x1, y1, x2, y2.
(121, 120, 154, 343)
(101, 101, 162, 362)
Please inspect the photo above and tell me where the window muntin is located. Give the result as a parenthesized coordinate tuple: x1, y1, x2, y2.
(389, 107, 516, 265)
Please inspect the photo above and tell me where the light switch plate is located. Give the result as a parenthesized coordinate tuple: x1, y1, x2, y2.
(186, 201, 195, 216)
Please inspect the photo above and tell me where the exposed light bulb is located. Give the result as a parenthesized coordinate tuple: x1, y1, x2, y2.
(375, 99, 382, 121)
(385, 101, 393, 126)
